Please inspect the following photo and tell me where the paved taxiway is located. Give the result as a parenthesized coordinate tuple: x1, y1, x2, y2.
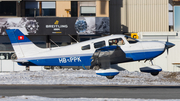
(0, 85, 180, 99)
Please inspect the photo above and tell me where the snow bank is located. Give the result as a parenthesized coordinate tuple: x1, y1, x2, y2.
(0, 96, 179, 101)
(0, 69, 180, 85)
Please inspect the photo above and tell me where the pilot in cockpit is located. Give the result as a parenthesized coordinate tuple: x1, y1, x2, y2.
(111, 39, 118, 45)
(119, 39, 124, 45)
(110, 38, 124, 46)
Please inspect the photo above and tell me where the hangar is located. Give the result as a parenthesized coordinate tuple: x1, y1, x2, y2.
(0, 0, 179, 71)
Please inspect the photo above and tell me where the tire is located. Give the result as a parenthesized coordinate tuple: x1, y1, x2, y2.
(93, 66, 100, 70)
(106, 76, 115, 79)
(151, 72, 159, 76)
(54, 66, 62, 69)
(50, 66, 54, 70)
(11, 53, 17, 60)
(50, 66, 62, 70)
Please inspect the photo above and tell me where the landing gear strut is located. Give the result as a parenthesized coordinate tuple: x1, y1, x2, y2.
(150, 59, 153, 65)
(140, 59, 162, 76)
(26, 66, 30, 71)
(149, 60, 159, 76)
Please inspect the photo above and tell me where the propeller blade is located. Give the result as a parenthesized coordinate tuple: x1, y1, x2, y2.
(165, 36, 175, 54)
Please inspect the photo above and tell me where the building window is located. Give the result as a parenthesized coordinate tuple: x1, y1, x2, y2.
(25, 2, 55, 17)
(79, 2, 96, 16)
(0, 1, 16, 16)
(25, 2, 38, 17)
(80, 6, 96, 16)
(42, 2, 56, 16)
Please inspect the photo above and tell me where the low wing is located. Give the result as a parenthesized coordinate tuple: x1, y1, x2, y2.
(91, 46, 132, 69)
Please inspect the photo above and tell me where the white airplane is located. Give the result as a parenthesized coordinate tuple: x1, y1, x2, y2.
(6, 29, 174, 79)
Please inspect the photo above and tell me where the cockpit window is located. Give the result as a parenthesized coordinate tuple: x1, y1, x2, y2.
(81, 44, 90, 50)
(94, 41, 105, 48)
(109, 38, 125, 46)
(125, 36, 138, 44)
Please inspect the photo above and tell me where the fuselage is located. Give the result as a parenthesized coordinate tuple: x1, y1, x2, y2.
(17, 35, 166, 67)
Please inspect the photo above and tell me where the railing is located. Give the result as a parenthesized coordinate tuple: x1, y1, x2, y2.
(0, 60, 44, 72)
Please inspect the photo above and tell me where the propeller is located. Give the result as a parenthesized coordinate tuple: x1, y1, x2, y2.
(165, 36, 175, 54)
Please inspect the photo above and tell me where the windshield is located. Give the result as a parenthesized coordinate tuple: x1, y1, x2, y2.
(125, 36, 138, 44)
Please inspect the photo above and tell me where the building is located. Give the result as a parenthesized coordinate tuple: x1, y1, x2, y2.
(110, 0, 172, 34)
(0, 0, 109, 17)
(0, 0, 174, 33)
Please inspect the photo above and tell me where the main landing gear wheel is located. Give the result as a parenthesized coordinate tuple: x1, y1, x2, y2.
(151, 72, 159, 76)
(93, 66, 100, 70)
(50, 66, 62, 70)
(106, 76, 115, 79)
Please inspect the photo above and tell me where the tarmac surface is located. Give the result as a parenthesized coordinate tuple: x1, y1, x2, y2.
(0, 85, 180, 99)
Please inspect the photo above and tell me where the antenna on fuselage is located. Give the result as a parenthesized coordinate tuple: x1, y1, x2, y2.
(68, 34, 79, 43)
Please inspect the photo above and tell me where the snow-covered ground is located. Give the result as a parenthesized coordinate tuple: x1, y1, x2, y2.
(0, 96, 180, 101)
(1, 70, 180, 101)
(0, 69, 180, 85)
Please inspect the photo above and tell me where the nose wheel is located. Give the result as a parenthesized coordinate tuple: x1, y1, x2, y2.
(151, 72, 159, 76)
(141, 59, 162, 76)
(106, 76, 115, 79)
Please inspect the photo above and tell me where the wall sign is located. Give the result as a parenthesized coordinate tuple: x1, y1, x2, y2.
(0, 17, 109, 35)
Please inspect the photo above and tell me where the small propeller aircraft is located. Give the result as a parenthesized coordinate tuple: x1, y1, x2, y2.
(6, 29, 175, 79)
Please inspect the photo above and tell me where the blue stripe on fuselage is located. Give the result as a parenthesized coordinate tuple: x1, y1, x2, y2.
(17, 50, 164, 66)
(144, 51, 164, 59)
(28, 55, 92, 66)
(27, 50, 163, 66)
(125, 50, 164, 60)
